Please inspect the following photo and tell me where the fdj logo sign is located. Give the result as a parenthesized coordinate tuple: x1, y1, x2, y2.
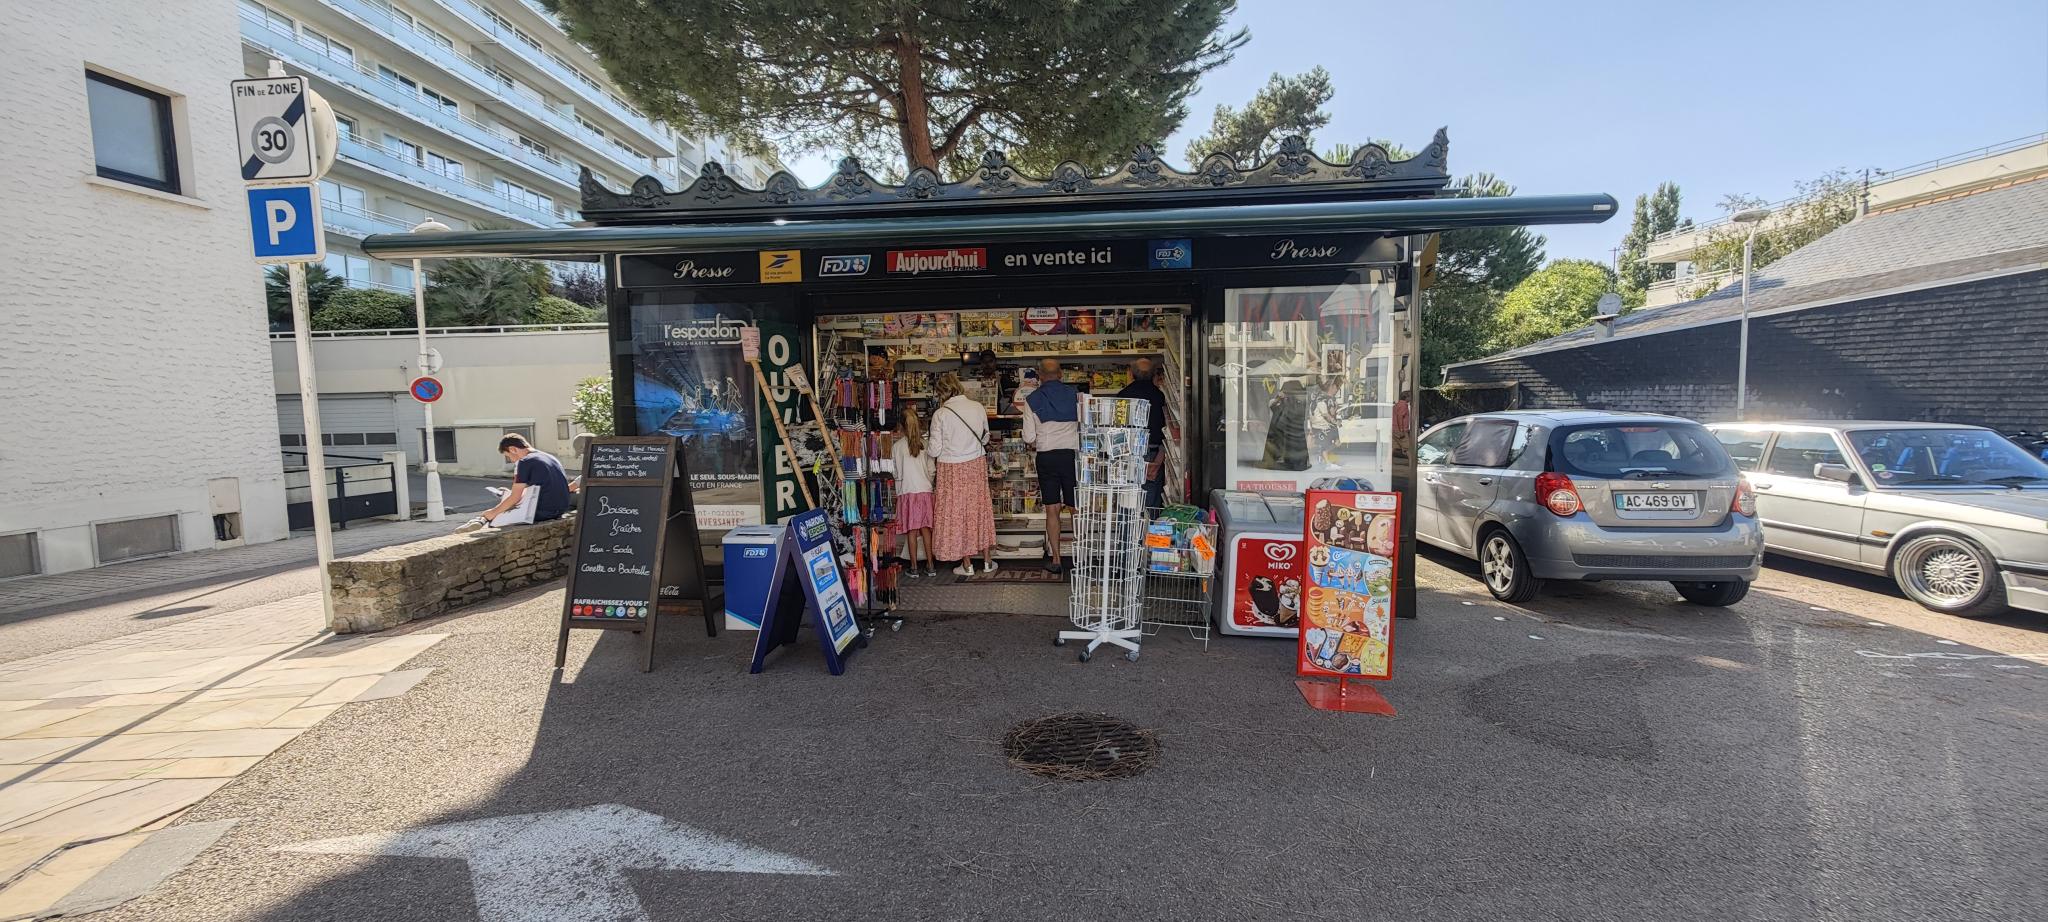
(818, 254, 871, 277)
(1149, 239, 1192, 270)
(758, 250, 802, 283)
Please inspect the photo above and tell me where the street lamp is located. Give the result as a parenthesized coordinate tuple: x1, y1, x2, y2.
(410, 220, 450, 521)
(1730, 207, 1770, 420)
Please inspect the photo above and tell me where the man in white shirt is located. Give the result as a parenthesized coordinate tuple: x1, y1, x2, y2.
(1023, 358, 1080, 572)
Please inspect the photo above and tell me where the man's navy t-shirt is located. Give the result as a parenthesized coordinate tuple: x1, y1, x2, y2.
(516, 451, 572, 521)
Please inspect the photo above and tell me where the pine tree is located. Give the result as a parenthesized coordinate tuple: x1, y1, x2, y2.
(544, 0, 1247, 176)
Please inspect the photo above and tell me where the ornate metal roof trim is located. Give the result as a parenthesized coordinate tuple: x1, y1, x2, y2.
(581, 129, 1451, 220)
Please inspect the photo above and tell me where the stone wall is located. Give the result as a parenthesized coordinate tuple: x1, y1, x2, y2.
(328, 517, 576, 633)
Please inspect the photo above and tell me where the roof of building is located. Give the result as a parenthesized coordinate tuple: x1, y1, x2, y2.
(1449, 176, 2048, 369)
(577, 132, 1453, 225)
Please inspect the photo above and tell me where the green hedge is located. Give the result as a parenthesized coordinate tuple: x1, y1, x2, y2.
(312, 288, 413, 331)
(527, 295, 600, 324)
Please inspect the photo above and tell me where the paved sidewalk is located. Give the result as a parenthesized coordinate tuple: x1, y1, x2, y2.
(0, 519, 457, 619)
(0, 593, 445, 919)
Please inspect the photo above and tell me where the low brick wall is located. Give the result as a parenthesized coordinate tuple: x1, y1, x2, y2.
(327, 516, 576, 633)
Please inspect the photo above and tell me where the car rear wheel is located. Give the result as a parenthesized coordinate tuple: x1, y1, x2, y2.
(1890, 534, 2005, 617)
(1478, 529, 1539, 603)
(1672, 580, 1749, 606)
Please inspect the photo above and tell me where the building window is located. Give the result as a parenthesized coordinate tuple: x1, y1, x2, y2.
(418, 24, 453, 50)
(577, 117, 607, 139)
(321, 179, 366, 213)
(95, 514, 181, 564)
(85, 71, 179, 194)
(390, 263, 413, 290)
(515, 134, 550, 158)
(0, 532, 38, 580)
(324, 252, 371, 284)
(378, 65, 418, 94)
(494, 178, 548, 212)
(241, 0, 294, 34)
(426, 151, 463, 180)
(302, 27, 354, 65)
(334, 114, 357, 140)
(420, 86, 458, 113)
(385, 134, 424, 166)
(424, 428, 457, 461)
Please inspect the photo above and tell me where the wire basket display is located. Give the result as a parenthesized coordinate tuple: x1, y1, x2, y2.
(1057, 395, 1153, 663)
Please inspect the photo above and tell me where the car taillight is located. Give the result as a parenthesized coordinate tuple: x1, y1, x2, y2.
(1535, 472, 1581, 517)
(1733, 478, 1756, 517)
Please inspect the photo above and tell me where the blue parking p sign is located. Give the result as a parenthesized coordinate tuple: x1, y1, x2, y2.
(247, 184, 324, 263)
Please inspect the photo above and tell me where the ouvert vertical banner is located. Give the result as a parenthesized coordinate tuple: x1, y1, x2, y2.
(756, 318, 813, 524)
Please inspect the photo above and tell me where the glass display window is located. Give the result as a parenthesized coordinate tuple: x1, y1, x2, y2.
(1213, 277, 1397, 493)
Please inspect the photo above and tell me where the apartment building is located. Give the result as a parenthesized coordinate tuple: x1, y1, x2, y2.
(236, 0, 778, 294)
(1, 1, 291, 577)
(1637, 134, 2048, 308)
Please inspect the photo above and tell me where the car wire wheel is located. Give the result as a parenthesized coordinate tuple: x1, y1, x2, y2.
(1892, 534, 2002, 617)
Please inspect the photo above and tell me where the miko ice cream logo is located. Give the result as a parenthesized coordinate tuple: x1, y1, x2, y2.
(1264, 542, 1298, 564)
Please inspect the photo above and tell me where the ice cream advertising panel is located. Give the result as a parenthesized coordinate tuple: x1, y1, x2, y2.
(1298, 490, 1400, 679)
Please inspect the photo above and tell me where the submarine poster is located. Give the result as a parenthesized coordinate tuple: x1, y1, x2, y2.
(628, 304, 762, 533)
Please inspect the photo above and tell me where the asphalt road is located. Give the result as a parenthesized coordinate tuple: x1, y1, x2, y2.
(85, 553, 2048, 921)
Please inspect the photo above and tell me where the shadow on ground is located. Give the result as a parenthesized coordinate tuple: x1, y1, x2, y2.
(105, 569, 2048, 921)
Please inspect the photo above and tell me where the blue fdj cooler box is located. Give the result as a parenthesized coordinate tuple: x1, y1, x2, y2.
(721, 525, 787, 631)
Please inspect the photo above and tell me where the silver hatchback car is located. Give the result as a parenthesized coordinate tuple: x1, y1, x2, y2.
(1417, 411, 1764, 605)
(1706, 421, 2048, 617)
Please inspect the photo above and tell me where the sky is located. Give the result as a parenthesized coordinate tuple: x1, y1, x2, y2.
(784, 0, 2048, 266)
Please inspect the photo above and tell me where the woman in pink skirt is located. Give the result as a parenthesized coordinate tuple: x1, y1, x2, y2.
(928, 373, 998, 576)
(889, 410, 937, 577)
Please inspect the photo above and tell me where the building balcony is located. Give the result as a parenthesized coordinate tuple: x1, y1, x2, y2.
(241, 10, 581, 195)
(321, 199, 415, 239)
(1641, 269, 1735, 308)
(279, 0, 655, 179)
(334, 134, 560, 226)
(424, 0, 673, 156)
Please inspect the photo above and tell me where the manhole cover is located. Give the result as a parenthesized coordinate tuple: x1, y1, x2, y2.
(1002, 712, 1158, 781)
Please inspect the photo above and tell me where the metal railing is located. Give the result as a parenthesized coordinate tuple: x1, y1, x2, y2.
(426, 0, 668, 151)
(1648, 131, 2048, 245)
(335, 133, 562, 226)
(282, 451, 398, 531)
(240, 13, 589, 194)
(268, 322, 607, 340)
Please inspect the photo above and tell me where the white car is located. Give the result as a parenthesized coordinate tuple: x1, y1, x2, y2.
(1707, 421, 2048, 617)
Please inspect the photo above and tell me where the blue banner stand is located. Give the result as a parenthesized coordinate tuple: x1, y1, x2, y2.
(748, 510, 866, 675)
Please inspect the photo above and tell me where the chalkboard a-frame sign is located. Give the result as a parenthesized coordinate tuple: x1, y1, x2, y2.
(555, 436, 713, 672)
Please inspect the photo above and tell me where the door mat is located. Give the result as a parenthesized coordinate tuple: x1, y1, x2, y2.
(958, 566, 1071, 584)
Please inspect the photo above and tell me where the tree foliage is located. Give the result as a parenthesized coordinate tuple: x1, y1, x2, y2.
(264, 263, 346, 329)
(1680, 169, 1862, 299)
(1491, 259, 1617, 351)
(529, 295, 602, 325)
(312, 288, 412, 331)
(1617, 181, 1685, 307)
(426, 258, 550, 327)
(544, 0, 1247, 176)
(571, 375, 616, 438)
(550, 265, 606, 308)
(1420, 174, 1548, 385)
(1185, 67, 1333, 166)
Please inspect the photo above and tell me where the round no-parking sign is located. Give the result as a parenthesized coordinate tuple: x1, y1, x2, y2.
(409, 376, 444, 403)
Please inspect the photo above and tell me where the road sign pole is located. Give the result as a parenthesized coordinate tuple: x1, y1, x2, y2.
(413, 256, 445, 522)
(288, 262, 339, 629)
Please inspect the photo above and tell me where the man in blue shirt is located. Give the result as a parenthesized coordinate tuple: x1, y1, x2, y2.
(459, 433, 571, 531)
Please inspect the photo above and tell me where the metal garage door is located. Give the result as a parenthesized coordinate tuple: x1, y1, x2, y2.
(276, 394, 404, 462)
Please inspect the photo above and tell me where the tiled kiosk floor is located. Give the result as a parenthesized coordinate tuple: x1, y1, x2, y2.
(0, 594, 443, 919)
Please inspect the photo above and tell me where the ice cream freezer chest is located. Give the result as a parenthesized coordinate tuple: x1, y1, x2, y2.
(1210, 490, 1306, 638)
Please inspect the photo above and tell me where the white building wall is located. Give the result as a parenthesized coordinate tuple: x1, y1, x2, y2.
(272, 328, 608, 476)
(0, 0, 290, 575)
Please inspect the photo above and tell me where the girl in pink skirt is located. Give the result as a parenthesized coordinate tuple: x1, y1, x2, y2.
(890, 410, 937, 577)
